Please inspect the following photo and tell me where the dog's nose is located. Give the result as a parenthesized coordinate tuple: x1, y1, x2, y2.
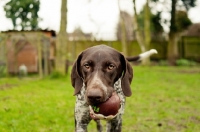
(87, 89, 103, 104)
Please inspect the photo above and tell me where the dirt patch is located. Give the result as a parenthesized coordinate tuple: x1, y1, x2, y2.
(177, 70, 200, 74)
(0, 84, 18, 90)
(189, 116, 200, 124)
(158, 68, 200, 74)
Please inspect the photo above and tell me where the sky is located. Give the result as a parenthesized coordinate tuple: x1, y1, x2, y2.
(0, 0, 200, 40)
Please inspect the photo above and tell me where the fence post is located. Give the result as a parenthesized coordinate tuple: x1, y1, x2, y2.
(37, 33, 43, 78)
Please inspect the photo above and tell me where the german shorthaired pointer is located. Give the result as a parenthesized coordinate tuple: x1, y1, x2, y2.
(71, 45, 157, 132)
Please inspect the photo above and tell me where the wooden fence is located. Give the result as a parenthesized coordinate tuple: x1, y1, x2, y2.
(1, 36, 199, 62)
(67, 37, 200, 61)
(179, 36, 200, 61)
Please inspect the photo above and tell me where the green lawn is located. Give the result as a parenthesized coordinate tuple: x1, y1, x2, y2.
(0, 66, 200, 132)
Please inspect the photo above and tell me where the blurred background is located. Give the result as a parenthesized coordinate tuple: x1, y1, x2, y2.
(0, 0, 200, 76)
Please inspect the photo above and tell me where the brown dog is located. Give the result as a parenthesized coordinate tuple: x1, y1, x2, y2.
(71, 45, 157, 132)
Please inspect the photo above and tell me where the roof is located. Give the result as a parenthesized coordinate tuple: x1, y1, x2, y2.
(186, 23, 200, 37)
(2, 29, 56, 37)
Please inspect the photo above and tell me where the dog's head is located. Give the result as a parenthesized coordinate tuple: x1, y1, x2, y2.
(71, 45, 133, 105)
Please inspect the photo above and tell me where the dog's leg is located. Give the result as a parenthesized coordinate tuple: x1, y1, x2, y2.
(75, 119, 90, 132)
(75, 103, 91, 132)
(106, 114, 122, 132)
(95, 120, 103, 132)
(75, 89, 92, 132)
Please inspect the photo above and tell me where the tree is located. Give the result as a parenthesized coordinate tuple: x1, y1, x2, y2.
(55, 0, 68, 74)
(151, 12, 164, 39)
(143, 0, 151, 65)
(4, 0, 40, 30)
(137, 8, 164, 40)
(167, 0, 196, 65)
(116, 3, 164, 42)
(133, 0, 151, 65)
(116, 11, 134, 41)
(118, 0, 128, 56)
(175, 10, 192, 32)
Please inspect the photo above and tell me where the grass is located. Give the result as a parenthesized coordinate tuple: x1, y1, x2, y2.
(0, 66, 200, 132)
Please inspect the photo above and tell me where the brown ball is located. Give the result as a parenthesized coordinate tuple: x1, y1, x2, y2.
(92, 93, 120, 116)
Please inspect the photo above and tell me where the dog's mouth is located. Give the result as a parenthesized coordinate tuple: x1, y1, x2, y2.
(89, 92, 121, 120)
(89, 105, 118, 121)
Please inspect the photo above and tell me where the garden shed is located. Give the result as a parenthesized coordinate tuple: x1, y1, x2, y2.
(4, 30, 56, 75)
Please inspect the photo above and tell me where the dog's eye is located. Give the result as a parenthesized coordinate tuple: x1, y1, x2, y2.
(108, 64, 115, 70)
(84, 63, 90, 69)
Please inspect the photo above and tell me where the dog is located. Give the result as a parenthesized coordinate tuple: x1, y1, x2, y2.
(71, 45, 157, 132)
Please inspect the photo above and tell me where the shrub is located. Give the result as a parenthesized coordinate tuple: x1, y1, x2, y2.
(158, 60, 169, 66)
(176, 59, 198, 66)
(48, 71, 65, 79)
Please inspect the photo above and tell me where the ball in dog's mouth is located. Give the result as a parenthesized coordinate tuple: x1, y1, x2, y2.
(91, 92, 120, 117)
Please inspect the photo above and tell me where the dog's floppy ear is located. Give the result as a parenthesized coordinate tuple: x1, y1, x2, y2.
(71, 53, 83, 95)
(120, 54, 133, 97)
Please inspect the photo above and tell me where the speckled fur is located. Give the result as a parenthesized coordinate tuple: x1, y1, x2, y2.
(74, 79, 125, 132)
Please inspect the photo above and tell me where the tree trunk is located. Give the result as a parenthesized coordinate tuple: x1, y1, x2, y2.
(133, 0, 145, 52)
(120, 11, 128, 56)
(168, 32, 179, 65)
(133, 0, 151, 65)
(37, 33, 43, 78)
(43, 38, 49, 76)
(167, 0, 178, 65)
(143, 0, 151, 65)
(55, 0, 68, 74)
(118, 0, 128, 56)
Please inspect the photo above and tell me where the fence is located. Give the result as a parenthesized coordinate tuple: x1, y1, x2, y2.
(67, 37, 200, 62)
(0, 34, 200, 75)
(179, 36, 200, 61)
